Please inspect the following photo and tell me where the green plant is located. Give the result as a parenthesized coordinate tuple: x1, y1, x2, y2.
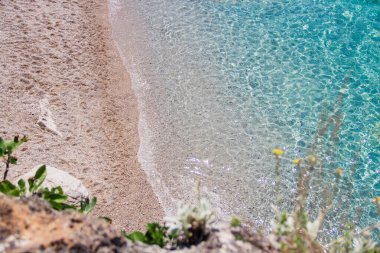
(79, 197, 97, 214)
(0, 136, 27, 180)
(124, 184, 214, 248)
(122, 223, 171, 248)
(0, 165, 73, 210)
(0, 179, 26, 197)
(28, 164, 47, 193)
(0, 165, 46, 197)
(268, 149, 379, 252)
(165, 198, 215, 246)
(40, 185, 76, 211)
(265, 81, 380, 252)
(327, 222, 380, 253)
(0, 165, 96, 213)
(230, 217, 241, 228)
(0, 135, 98, 214)
(268, 207, 325, 253)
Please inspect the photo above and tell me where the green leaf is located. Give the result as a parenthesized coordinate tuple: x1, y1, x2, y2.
(145, 223, 166, 247)
(122, 223, 167, 247)
(20, 136, 28, 143)
(45, 193, 68, 203)
(29, 165, 47, 193)
(5, 142, 17, 154)
(35, 165, 47, 181)
(28, 178, 35, 192)
(0, 180, 20, 197)
(125, 231, 146, 243)
(9, 156, 17, 165)
(41, 186, 76, 211)
(51, 186, 64, 195)
(0, 138, 5, 156)
(168, 231, 178, 240)
(17, 179, 26, 196)
(49, 201, 76, 211)
(79, 197, 97, 214)
(99, 216, 113, 224)
(41, 186, 69, 204)
(44, 186, 64, 195)
(230, 216, 241, 227)
(5, 136, 28, 154)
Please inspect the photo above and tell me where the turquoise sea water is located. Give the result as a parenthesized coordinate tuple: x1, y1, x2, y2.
(110, 0, 379, 241)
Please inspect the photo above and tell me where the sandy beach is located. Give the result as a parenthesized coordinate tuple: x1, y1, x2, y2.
(0, 0, 163, 231)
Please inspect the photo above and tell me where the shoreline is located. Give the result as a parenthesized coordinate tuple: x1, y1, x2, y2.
(0, 0, 163, 231)
(108, 0, 178, 216)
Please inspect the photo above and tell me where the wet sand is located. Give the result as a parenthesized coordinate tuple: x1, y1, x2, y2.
(0, 0, 164, 231)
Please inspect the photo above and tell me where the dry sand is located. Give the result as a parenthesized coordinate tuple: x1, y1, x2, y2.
(0, 0, 164, 231)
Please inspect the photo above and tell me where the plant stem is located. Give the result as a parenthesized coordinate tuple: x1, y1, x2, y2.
(274, 157, 283, 206)
(3, 154, 10, 180)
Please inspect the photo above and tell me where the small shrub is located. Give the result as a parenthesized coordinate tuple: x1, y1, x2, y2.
(121, 198, 215, 248)
(28, 165, 47, 193)
(0, 136, 27, 180)
(269, 149, 379, 253)
(122, 223, 170, 248)
(0, 136, 97, 213)
(40, 185, 76, 211)
(165, 198, 215, 246)
(79, 197, 97, 214)
(0, 165, 75, 211)
(230, 217, 241, 228)
(0, 165, 46, 197)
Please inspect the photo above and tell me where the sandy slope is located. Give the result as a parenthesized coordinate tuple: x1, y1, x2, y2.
(0, 0, 163, 231)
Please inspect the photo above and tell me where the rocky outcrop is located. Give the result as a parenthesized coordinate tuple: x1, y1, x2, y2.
(0, 196, 125, 253)
(16, 165, 89, 204)
(0, 196, 266, 253)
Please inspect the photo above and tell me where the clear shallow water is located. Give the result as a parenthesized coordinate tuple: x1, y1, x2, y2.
(110, 0, 380, 241)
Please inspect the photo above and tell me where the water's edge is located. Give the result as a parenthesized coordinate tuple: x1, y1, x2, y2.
(108, 0, 176, 215)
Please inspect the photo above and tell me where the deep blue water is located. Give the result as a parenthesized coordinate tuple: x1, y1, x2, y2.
(111, 0, 380, 242)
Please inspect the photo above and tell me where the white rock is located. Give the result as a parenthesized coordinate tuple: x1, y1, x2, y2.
(17, 165, 89, 204)
(37, 97, 63, 137)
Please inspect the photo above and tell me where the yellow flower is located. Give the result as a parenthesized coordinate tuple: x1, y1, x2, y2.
(272, 148, 283, 157)
(306, 155, 317, 166)
(374, 197, 380, 204)
(336, 168, 343, 177)
(293, 158, 301, 165)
